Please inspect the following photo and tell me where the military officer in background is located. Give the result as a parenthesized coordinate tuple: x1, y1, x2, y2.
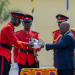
(13, 14, 41, 75)
(52, 14, 75, 67)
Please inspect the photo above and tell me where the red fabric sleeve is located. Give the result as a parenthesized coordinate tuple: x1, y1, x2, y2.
(5, 27, 28, 49)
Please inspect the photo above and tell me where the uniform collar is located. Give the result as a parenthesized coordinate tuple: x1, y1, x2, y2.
(23, 29, 31, 33)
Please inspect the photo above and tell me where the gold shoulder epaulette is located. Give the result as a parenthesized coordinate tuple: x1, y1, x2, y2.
(70, 28, 75, 31)
(8, 25, 11, 27)
(52, 29, 59, 33)
(32, 31, 40, 34)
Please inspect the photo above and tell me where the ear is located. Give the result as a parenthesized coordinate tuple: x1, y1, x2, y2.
(22, 21, 24, 25)
(30, 22, 32, 25)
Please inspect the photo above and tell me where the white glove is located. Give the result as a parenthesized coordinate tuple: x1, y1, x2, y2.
(33, 43, 40, 49)
(14, 62, 19, 71)
(33, 39, 38, 43)
(29, 38, 38, 44)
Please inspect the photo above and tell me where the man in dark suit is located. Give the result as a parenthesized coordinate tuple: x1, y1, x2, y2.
(39, 21, 74, 75)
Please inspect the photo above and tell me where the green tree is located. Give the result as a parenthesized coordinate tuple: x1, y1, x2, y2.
(0, 0, 25, 24)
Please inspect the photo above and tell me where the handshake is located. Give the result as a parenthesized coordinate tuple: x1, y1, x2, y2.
(29, 38, 45, 49)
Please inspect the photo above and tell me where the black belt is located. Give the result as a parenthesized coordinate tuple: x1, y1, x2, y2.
(0, 43, 12, 51)
(20, 49, 34, 54)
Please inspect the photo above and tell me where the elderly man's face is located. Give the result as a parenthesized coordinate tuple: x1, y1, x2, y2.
(59, 25, 66, 35)
(59, 21, 70, 35)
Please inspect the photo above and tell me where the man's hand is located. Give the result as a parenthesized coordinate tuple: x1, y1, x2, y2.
(14, 62, 19, 71)
(28, 39, 45, 48)
(33, 43, 41, 49)
(28, 38, 40, 48)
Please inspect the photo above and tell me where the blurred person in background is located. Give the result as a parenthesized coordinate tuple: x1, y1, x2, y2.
(52, 14, 75, 67)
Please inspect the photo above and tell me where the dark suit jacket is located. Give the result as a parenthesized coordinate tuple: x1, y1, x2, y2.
(46, 31, 75, 70)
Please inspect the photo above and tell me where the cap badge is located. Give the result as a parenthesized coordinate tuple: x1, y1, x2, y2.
(26, 17, 28, 19)
(58, 17, 61, 19)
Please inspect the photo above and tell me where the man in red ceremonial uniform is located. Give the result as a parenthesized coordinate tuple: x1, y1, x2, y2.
(13, 14, 41, 75)
(52, 14, 75, 67)
(0, 12, 39, 75)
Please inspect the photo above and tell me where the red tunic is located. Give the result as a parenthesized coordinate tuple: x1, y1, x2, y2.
(0, 22, 28, 62)
(13, 29, 41, 66)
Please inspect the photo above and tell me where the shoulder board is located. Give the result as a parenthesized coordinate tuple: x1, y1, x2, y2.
(70, 28, 75, 31)
(32, 31, 40, 34)
(52, 29, 59, 33)
(8, 25, 11, 27)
